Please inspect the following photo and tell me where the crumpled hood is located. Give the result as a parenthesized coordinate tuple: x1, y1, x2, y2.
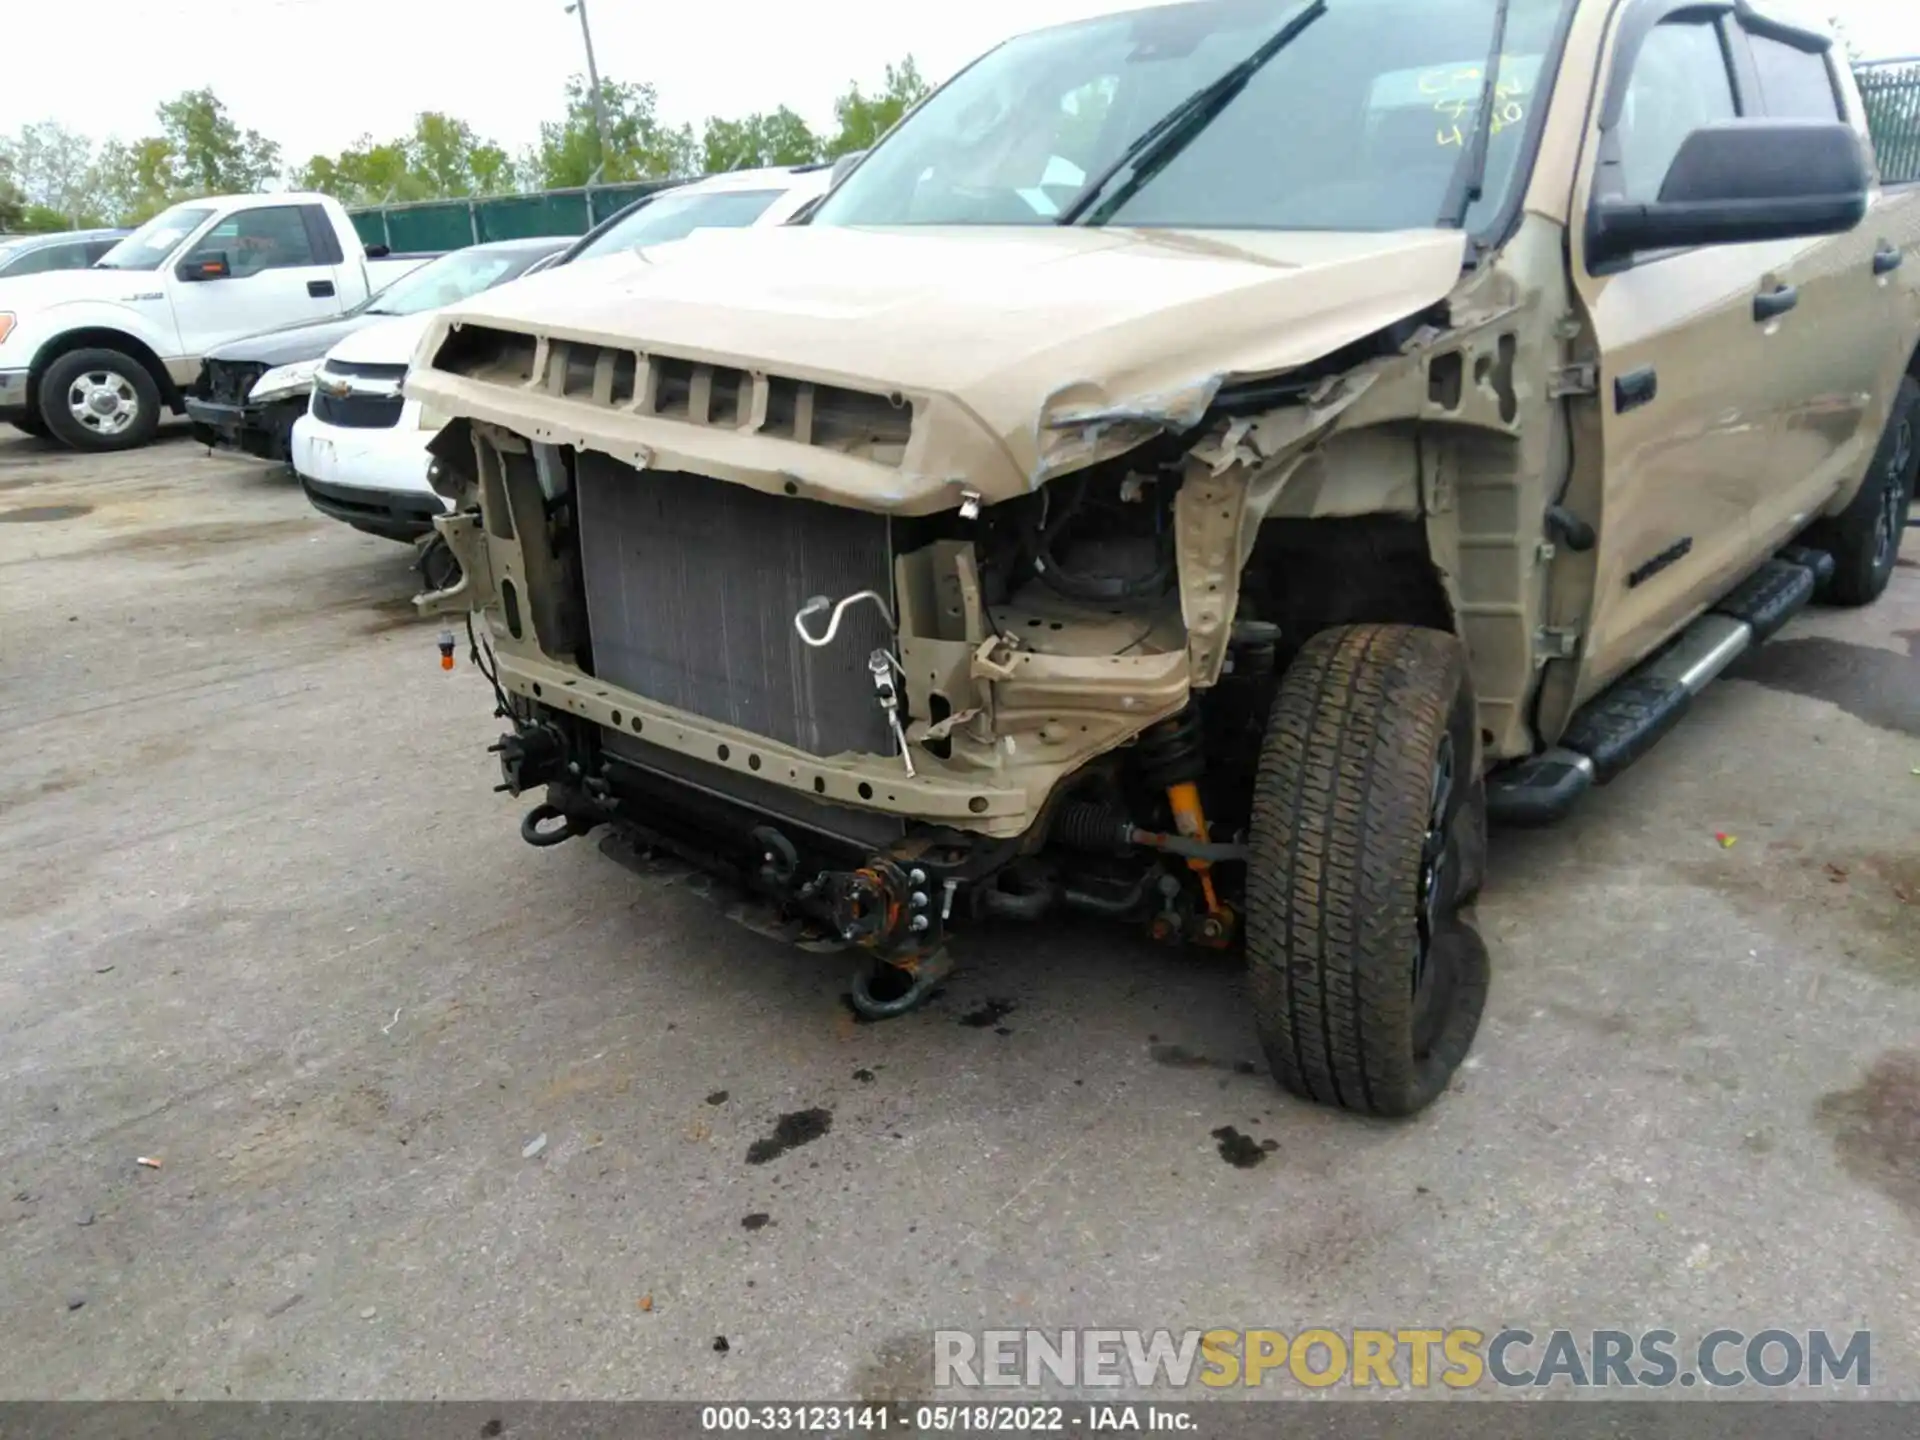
(208, 312, 381, 368)
(415, 223, 1468, 505)
(325, 311, 436, 368)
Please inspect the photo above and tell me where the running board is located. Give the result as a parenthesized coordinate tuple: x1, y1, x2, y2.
(1489, 553, 1825, 827)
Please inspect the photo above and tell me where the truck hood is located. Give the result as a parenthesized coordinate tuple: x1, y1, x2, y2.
(324, 311, 436, 368)
(415, 224, 1469, 507)
(208, 312, 383, 367)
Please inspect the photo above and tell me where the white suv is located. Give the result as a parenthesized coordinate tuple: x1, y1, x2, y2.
(291, 165, 835, 560)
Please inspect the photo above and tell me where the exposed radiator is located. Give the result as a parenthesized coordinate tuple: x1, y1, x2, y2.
(575, 455, 897, 759)
(203, 360, 267, 407)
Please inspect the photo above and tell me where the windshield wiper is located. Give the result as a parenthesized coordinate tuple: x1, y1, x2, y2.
(1057, 0, 1329, 226)
(1435, 0, 1514, 231)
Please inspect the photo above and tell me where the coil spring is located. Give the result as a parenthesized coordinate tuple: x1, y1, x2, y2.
(1134, 704, 1206, 788)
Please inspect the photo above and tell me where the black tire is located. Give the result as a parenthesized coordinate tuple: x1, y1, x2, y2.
(37, 348, 163, 453)
(1809, 374, 1916, 608)
(9, 414, 50, 440)
(1245, 624, 1490, 1118)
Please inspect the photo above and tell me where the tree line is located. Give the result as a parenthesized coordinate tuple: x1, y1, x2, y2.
(0, 61, 929, 233)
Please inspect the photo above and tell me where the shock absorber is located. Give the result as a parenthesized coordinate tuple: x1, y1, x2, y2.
(1136, 707, 1234, 942)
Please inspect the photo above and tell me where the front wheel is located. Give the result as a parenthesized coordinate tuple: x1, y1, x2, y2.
(38, 348, 163, 453)
(1245, 624, 1490, 1118)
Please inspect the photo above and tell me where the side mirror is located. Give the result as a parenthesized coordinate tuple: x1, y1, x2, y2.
(830, 150, 867, 188)
(178, 253, 231, 282)
(1588, 120, 1869, 268)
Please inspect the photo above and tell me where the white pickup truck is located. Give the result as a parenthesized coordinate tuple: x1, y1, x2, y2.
(0, 192, 432, 452)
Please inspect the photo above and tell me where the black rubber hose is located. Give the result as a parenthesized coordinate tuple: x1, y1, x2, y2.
(980, 883, 1056, 922)
(1033, 534, 1173, 603)
(1060, 873, 1154, 918)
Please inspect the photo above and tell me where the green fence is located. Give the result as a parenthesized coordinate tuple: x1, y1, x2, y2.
(1860, 59, 1920, 187)
(348, 179, 690, 254)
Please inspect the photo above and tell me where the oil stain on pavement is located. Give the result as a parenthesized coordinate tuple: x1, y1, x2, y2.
(745, 1108, 832, 1165)
(1816, 1052, 1920, 1224)
(1211, 1126, 1276, 1169)
(958, 999, 1016, 1031)
(1729, 629, 1919, 737)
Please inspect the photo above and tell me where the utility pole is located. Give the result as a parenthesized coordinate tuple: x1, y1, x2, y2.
(565, 0, 611, 184)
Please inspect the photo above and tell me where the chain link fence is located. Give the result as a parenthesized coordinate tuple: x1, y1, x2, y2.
(1859, 59, 1920, 187)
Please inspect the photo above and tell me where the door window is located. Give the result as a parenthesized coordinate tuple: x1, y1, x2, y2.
(185, 206, 318, 278)
(1615, 19, 1738, 203)
(1747, 33, 1842, 121)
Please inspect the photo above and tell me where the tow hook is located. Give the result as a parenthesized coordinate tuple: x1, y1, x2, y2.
(823, 860, 955, 1020)
(520, 803, 601, 848)
(848, 945, 954, 1021)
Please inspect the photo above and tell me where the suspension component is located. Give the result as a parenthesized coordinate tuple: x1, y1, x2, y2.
(1053, 801, 1134, 854)
(1139, 705, 1235, 945)
(1052, 801, 1248, 863)
(1134, 705, 1207, 788)
(1166, 780, 1235, 946)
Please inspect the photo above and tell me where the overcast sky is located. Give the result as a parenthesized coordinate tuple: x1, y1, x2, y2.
(4, 0, 1915, 167)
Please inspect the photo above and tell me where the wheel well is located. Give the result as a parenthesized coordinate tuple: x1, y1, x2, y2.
(1242, 515, 1456, 656)
(27, 329, 181, 417)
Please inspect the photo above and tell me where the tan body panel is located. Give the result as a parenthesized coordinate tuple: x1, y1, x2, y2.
(416, 0, 1920, 836)
(407, 225, 1469, 515)
(1536, 0, 1920, 721)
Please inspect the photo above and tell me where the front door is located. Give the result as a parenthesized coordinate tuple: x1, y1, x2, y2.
(1564, 5, 1788, 698)
(167, 204, 342, 359)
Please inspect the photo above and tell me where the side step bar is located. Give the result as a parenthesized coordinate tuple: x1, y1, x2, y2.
(1488, 548, 1834, 827)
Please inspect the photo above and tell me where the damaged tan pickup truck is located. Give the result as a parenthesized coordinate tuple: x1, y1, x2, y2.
(407, 0, 1920, 1116)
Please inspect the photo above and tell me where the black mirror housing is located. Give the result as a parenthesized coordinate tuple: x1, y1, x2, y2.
(178, 253, 231, 282)
(1588, 120, 1869, 268)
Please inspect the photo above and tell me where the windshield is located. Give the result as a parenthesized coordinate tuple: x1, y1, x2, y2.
(573, 189, 784, 262)
(812, 0, 1568, 233)
(363, 246, 555, 317)
(95, 204, 217, 270)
